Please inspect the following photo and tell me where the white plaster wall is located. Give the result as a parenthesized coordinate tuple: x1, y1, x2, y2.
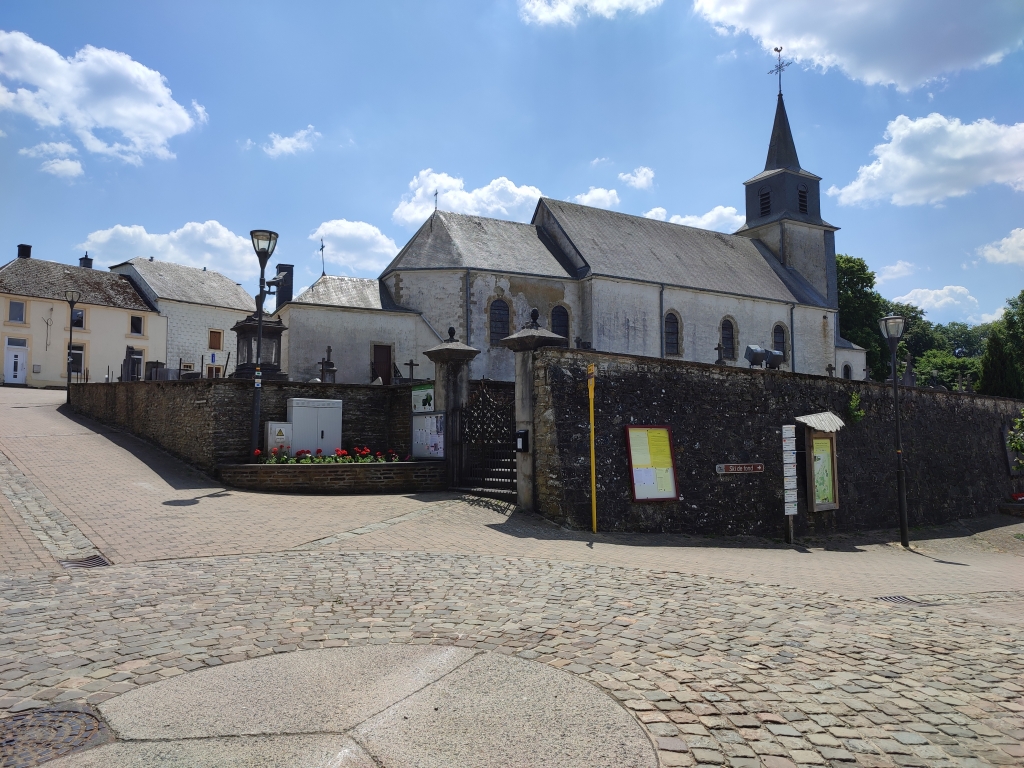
(836, 346, 869, 380)
(277, 305, 440, 384)
(1, 292, 166, 386)
(160, 300, 249, 375)
(385, 271, 463, 344)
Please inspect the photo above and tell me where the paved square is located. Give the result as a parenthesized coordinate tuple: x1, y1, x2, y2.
(1, 386, 1023, 767)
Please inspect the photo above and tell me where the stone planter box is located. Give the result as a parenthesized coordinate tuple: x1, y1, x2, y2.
(218, 461, 446, 494)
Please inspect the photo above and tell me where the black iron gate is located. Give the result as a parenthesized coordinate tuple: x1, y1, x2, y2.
(452, 381, 516, 500)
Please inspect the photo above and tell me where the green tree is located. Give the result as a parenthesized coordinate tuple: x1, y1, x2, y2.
(935, 321, 988, 358)
(916, 348, 982, 390)
(1003, 289, 1024, 361)
(977, 330, 1024, 399)
(836, 254, 888, 379)
(881, 300, 948, 358)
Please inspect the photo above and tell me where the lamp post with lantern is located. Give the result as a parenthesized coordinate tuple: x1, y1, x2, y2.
(879, 314, 910, 548)
(249, 230, 278, 463)
(63, 289, 81, 404)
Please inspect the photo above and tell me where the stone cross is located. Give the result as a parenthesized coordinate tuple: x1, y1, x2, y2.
(318, 345, 337, 383)
(826, 363, 836, 377)
(714, 343, 727, 366)
(405, 358, 420, 381)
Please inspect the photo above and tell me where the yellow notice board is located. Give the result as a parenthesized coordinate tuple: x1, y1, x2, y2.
(626, 426, 678, 501)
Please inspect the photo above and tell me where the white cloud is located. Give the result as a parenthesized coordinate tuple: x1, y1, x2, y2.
(644, 204, 743, 232)
(875, 260, 916, 285)
(393, 169, 543, 226)
(829, 114, 1024, 206)
(693, 0, 1024, 90)
(618, 166, 654, 189)
(79, 221, 256, 281)
(40, 158, 82, 177)
(574, 187, 620, 208)
(191, 100, 208, 125)
(972, 307, 1006, 324)
(309, 219, 399, 275)
(0, 129, 7, 137)
(0, 30, 196, 164)
(979, 227, 1024, 267)
(644, 206, 667, 221)
(590, 156, 610, 166)
(263, 125, 320, 157)
(520, 0, 662, 25)
(893, 285, 978, 313)
(19, 140, 76, 157)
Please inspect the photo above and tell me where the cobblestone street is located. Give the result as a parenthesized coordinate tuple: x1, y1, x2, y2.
(2, 387, 1024, 767)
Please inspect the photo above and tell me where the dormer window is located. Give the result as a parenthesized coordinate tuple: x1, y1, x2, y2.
(798, 184, 808, 214)
(758, 187, 771, 217)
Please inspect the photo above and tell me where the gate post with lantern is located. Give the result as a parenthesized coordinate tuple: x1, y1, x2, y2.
(423, 327, 480, 489)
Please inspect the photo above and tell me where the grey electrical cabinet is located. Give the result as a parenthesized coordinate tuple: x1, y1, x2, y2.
(286, 398, 343, 455)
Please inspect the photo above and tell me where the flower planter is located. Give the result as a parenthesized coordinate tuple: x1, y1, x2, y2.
(218, 461, 446, 494)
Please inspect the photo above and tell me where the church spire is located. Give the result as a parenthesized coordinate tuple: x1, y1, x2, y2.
(764, 93, 801, 172)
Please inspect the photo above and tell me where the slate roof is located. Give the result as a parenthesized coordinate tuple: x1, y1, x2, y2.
(765, 93, 801, 172)
(290, 275, 408, 311)
(111, 257, 255, 312)
(537, 199, 824, 306)
(0, 257, 154, 311)
(381, 211, 574, 280)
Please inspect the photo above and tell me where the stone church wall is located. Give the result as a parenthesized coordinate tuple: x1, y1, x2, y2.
(70, 379, 414, 475)
(529, 347, 1023, 535)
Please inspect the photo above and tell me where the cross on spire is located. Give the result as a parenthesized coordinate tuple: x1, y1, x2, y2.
(318, 238, 326, 277)
(434, 189, 438, 211)
(768, 46, 792, 95)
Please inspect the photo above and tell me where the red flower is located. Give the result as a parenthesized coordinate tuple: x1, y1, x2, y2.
(272, 447, 278, 454)
(340, 449, 349, 457)
(253, 449, 261, 456)
(335, 448, 342, 456)
(316, 448, 323, 455)
(375, 451, 383, 457)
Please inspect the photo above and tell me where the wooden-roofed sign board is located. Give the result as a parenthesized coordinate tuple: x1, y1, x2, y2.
(806, 430, 839, 512)
(626, 426, 678, 501)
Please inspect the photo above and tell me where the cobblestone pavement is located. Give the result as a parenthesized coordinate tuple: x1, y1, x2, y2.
(2, 387, 1024, 766)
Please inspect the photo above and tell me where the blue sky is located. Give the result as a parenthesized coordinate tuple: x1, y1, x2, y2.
(1, 0, 1023, 323)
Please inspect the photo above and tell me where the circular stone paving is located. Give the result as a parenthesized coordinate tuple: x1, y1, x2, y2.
(46, 646, 656, 768)
(0, 707, 109, 768)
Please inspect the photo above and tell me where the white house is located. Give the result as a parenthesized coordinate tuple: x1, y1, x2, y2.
(110, 257, 256, 377)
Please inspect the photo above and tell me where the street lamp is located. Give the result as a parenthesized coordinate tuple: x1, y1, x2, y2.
(878, 313, 909, 548)
(63, 289, 81, 404)
(249, 230, 278, 463)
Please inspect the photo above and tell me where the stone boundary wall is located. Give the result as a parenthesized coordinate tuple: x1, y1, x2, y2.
(69, 380, 414, 475)
(531, 347, 1024, 536)
(218, 461, 446, 494)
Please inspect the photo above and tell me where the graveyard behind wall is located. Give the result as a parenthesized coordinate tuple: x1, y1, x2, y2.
(70, 379, 414, 476)
(531, 347, 1024, 536)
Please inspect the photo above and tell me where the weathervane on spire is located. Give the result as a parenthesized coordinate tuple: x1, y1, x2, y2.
(434, 189, 438, 211)
(318, 238, 326, 277)
(768, 46, 792, 95)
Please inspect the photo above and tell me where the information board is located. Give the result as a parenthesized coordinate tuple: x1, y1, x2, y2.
(412, 413, 445, 458)
(412, 384, 435, 413)
(626, 426, 678, 501)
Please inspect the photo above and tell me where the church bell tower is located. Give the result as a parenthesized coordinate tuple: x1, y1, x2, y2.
(735, 88, 838, 309)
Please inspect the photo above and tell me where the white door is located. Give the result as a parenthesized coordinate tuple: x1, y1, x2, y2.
(4, 346, 27, 384)
(315, 406, 343, 454)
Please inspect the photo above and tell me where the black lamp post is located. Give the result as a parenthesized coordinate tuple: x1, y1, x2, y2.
(63, 289, 80, 403)
(249, 229, 278, 463)
(879, 313, 910, 548)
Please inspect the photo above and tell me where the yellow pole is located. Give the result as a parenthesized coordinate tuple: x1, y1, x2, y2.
(588, 364, 596, 533)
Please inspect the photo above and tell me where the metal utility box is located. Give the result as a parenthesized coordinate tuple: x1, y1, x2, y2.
(265, 422, 292, 455)
(286, 398, 343, 455)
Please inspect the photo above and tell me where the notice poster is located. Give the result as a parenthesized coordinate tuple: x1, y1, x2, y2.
(412, 384, 435, 413)
(412, 413, 445, 458)
(812, 437, 835, 506)
(626, 426, 678, 501)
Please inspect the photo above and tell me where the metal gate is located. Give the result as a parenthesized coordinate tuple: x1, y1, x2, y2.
(452, 381, 516, 500)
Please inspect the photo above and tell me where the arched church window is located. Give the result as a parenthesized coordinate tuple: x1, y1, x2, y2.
(721, 319, 736, 360)
(773, 324, 787, 359)
(798, 184, 809, 214)
(489, 299, 510, 345)
(843, 364, 853, 380)
(758, 186, 771, 217)
(551, 305, 569, 338)
(664, 313, 680, 356)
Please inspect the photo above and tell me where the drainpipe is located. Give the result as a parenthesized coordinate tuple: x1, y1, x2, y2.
(790, 303, 797, 373)
(464, 268, 471, 346)
(659, 284, 665, 358)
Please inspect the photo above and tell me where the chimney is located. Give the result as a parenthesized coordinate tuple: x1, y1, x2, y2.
(17, 244, 31, 259)
(79, 252, 93, 269)
(274, 264, 294, 306)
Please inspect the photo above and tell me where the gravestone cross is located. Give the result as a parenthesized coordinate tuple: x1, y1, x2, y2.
(714, 342, 727, 366)
(405, 358, 420, 381)
(826, 363, 836, 377)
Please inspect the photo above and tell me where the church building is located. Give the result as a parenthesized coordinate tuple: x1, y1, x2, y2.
(381, 92, 865, 381)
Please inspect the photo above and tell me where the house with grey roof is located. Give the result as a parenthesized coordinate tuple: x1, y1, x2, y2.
(272, 274, 441, 384)
(1, 246, 166, 387)
(379, 92, 865, 381)
(110, 257, 256, 378)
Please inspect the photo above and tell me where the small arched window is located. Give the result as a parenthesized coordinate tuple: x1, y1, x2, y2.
(773, 324, 787, 359)
(842, 363, 853, 380)
(664, 313, 680, 356)
(551, 305, 569, 338)
(721, 318, 736, 360)
(758, 186, 771, 218)
(489, 299, 510, 345)
(798, 184, 809, 214)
